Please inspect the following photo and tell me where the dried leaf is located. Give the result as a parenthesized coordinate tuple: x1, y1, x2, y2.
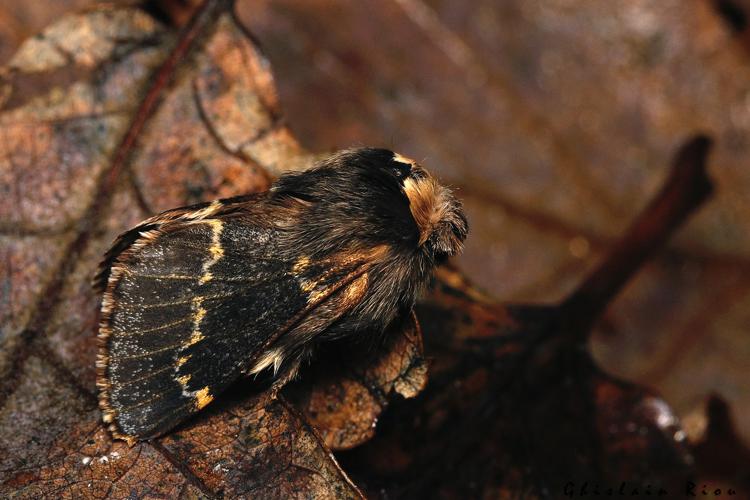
(336, 138, 709, 498)
(3, 357, 359, 498)
(338, 280, 691, 497)
(1, 356, 206, 498)
(240, 0, 750, 447)
(157, 395, 363, 498)
(0, 2, 364, 497)
(1, 0, 745, 498)
(290, 314, 427, 450)
(691, 395, 750, 495)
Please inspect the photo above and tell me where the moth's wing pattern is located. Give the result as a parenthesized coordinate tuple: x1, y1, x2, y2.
(93, 194, 258, 292)
(96, 198, 373, 443)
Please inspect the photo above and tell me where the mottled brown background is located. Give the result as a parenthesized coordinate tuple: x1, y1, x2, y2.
(1, 0, 748, 450)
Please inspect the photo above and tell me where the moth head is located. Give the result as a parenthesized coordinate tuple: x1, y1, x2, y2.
(272, 148, 467, 261)
(390, 153, 468, 262)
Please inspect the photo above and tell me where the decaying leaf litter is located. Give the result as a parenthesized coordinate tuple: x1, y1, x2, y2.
(1, 0, 748, 498)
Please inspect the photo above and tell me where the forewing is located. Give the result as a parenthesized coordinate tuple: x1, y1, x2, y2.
(97, 203, 375, 443)
(92, 194, 259, 292)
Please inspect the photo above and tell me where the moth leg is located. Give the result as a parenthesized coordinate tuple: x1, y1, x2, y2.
(270, 355, 303, 398)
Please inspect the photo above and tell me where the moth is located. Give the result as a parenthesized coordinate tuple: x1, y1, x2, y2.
(95, 148, 468, 445)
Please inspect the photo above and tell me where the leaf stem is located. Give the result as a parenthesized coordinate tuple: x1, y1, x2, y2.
(560, 134, 714, 337)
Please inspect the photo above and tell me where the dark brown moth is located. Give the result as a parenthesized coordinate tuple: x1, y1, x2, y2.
(95, 148, 468, 445)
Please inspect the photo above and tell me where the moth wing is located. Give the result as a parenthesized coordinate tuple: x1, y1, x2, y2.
(97, 202, 370, 443)
(93, 194, 258, 292)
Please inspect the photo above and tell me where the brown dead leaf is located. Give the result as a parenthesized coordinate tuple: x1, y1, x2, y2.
(2, 357, 359, 498)
(0, 0, 92, 64)
(0, 1, 373, 497)
(157, 395, 363, 498)
(239, 0, 750, 450)
(690, 395, 750, 496)
(335, 138, 709, 497)
(339, 286, 693, 498)
(0, 0, 745, 498)
(289, 313, 427, 451)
